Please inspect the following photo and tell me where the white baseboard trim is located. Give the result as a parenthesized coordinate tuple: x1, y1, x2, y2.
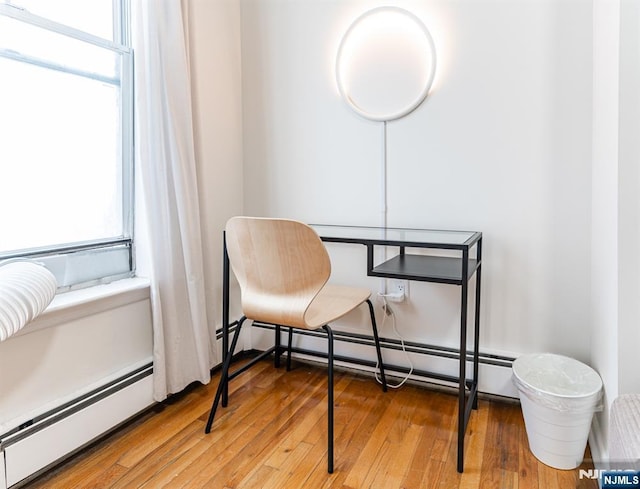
(0, 451, 6, 489)
(588, 412, 609, 488)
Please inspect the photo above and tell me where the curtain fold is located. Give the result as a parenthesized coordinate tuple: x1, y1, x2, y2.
(133, 0, 214, 401)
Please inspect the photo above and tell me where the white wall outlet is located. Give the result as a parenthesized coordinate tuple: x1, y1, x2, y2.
(385, 280, 408, 302)
(394, 280, 409, 298)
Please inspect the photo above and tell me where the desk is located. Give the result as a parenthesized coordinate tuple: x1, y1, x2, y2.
(220, 224, 482, 473)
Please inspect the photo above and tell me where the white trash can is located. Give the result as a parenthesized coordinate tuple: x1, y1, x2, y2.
(512, 353, 602, 470)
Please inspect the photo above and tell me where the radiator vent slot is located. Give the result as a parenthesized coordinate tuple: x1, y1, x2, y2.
(0, 363, 154, 489)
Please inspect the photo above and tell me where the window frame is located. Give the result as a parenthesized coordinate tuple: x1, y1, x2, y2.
(0, 0, 135, 291)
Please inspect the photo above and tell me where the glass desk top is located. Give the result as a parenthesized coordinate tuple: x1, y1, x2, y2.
(309, 224, 481, 248)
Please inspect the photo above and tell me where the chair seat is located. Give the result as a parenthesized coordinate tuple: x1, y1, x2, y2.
(304, 284, 371, 329)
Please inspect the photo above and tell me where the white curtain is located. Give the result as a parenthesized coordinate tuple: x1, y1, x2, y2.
(133, 0, 214, 400)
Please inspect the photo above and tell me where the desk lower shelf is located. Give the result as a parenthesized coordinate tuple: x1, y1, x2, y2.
(370, 254, 479, 284)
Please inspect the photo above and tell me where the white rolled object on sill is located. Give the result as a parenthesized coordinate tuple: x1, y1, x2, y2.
(0, 261, 57, 342)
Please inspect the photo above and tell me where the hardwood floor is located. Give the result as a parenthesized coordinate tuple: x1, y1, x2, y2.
(28, 357, 599, 489)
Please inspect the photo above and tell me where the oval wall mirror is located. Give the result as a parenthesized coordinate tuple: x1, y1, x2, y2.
(336, 7, 437, 122)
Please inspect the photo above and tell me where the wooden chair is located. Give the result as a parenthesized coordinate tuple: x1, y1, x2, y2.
(205, 217, 387, 473)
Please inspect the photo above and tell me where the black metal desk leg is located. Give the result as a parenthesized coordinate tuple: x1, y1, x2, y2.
(473, 239, 482, 410)
(457, 249, 469, 473)
(366, 244, 374, 275)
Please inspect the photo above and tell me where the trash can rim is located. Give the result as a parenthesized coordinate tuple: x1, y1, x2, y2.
(512, 352, 602, 399)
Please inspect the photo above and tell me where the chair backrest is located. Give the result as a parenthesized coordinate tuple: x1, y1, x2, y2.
(225, 217, 331, 329)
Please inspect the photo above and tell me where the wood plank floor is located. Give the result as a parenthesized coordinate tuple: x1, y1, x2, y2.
(28, 357, 599, 489)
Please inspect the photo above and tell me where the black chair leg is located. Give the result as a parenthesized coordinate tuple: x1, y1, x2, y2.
(323, 324, 334, 474)
(366, 299, 387, 392)
(205, 316, 246, 433)
(286, 327, 293, 371)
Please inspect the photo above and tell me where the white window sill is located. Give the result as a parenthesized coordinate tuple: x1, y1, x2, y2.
(13, 277, 151, 338)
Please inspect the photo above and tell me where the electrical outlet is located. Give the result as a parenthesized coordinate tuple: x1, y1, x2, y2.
(385, 280, 408, 302)
(394, 280, 408, 298)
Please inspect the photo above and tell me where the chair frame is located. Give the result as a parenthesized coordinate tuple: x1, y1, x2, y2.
(205, 218, 387, 474)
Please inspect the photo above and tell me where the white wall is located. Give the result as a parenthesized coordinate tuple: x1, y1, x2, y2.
(240, 0, 594, 373)
(616, 0, 640, 398)
(590, 0, 620, 463)
(590, 0, 640, 464)
(185, 0, 245, 329)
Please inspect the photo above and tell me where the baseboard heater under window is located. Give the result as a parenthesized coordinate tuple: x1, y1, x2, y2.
(0, 363, 154, 489)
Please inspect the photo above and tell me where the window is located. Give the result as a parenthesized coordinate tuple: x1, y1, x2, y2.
(0, 0, 133, 290)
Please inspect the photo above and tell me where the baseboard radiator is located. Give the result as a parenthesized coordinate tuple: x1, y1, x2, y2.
(0, 363, 154, 489)
(247, 322, 517, 398)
